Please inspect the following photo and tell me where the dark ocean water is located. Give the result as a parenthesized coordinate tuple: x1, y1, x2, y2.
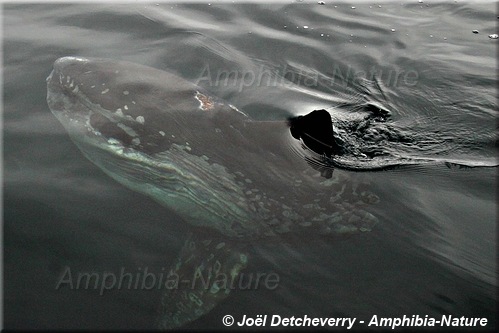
(2, 1, 498, 330)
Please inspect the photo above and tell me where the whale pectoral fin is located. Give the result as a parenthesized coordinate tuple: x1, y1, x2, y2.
(157, 231, 248, 329)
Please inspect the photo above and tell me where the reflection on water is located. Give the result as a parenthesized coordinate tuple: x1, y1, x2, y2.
(3, 2, 497, 330)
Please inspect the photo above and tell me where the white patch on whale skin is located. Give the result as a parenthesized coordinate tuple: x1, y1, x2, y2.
(107, 138, 122, 146)
(159, 131, 165, 136)
(124, 105, 128, 110)
(101, 88, 109, 94)
(123, 90, 129, 95)
(136, 116, 145, 124)
(117, 123, 138, 137)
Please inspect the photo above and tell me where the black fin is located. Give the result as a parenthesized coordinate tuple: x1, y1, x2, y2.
(288, 109, 338, 157)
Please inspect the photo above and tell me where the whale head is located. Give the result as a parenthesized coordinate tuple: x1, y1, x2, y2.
(47, 56, 255, 237)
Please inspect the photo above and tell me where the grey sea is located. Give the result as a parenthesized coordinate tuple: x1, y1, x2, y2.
(2, 1, 497, 330)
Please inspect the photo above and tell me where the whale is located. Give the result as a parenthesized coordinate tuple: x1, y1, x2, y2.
(47, 56, 379, 329)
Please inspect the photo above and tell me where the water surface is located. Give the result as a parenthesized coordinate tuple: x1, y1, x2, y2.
(3, 1, 497, 330)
